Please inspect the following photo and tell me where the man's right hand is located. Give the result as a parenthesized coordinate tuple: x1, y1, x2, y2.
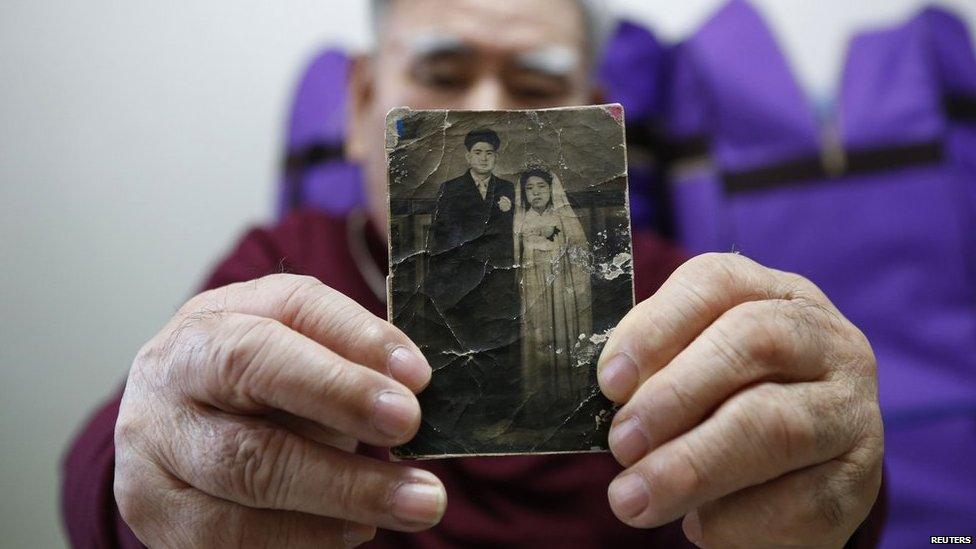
(114, 274, 444, 548)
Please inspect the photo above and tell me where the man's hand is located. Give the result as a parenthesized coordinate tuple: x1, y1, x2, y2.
(114, 274, 445, 548)
(498, 196, 512, 212)
(597, 253, 883, 548)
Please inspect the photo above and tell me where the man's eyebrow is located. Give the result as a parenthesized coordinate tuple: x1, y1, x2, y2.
(513, 46, 579, 77)
(406, 33, 473, 59)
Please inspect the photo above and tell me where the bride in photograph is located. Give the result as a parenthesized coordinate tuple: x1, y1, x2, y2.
(514, 167, 593, 410)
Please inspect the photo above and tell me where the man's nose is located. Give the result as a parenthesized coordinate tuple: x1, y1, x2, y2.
(462, 76, 508, 110)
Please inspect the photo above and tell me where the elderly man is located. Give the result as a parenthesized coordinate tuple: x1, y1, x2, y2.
(63, 0, 884, 547)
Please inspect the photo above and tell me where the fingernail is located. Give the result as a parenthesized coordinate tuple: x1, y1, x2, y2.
(608, 473, 649, 519)
(608, 416, 649, 466)
(372, 391, 417, 439)
(389, 346, 431, 390)
(391, 481, 447, 526)
(342, 521, 375, 546)
(598, 353, 639, 400)
(683, 510, 703, 546)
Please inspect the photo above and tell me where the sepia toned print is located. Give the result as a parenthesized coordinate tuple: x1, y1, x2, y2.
(386, 104, 634, 458)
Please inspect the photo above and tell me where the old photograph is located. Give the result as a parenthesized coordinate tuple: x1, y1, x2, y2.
(386, 105, 634, 458)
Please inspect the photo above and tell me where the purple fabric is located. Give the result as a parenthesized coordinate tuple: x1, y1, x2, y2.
(668, 169, 727, 254)
(625, 165, 660, 231)
(666, 0, 976, 415)
(597, 20, 668, 231)
(276, 49, 363, 218)
(664, 42, 727, 253)
(598, 20, 666, 124)
(288, 49, 348, 149)
(663, 2, 976, 546)
(920, 7, 976, 285)
(841, 17, 943, 148)
(725, 167, 976, 416)
(924, 7, 976, 95)
(300, 162, 365, 216)
(689, 0, 822, 171)
(881, 416, 976, 548)
(842, 7, 976, 309)
(664, 42, 708, 141)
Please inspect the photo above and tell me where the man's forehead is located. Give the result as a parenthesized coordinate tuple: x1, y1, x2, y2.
(382, 0, 586, 59)
(470, 142, 496, 151)
(407, 33, 580, 78)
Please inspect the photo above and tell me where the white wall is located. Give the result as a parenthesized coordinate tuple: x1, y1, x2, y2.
(1, 1, 973, 546)
(0, 2, 368, 547)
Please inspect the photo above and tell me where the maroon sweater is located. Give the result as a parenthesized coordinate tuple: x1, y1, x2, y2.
(61, 210, 885, 547)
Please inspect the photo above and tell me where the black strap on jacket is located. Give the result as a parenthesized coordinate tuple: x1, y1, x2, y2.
(722, 140, 944, 194)
(945, 93, 976, 123)
(662, 93, 974, 195)
(283, 142, 345, 174)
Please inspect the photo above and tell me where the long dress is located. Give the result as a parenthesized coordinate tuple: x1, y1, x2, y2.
(517, 202, 593, 410)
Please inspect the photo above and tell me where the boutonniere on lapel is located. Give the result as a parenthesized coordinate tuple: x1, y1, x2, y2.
(546, 226, 561, 241)
(497, 196, 512, 212)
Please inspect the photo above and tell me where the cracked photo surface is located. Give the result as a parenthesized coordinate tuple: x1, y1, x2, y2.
(386, 105, 634, 458)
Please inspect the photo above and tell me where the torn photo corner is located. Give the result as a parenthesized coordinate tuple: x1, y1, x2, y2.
(385, 104, 634, 459)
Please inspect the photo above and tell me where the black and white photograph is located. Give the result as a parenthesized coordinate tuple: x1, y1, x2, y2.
(386, 104, 634, 458)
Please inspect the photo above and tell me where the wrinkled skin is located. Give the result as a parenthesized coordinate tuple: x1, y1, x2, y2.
(116, 275, 441, 547)
(114, 0, 882, 547)
(598, 253, 882, 548)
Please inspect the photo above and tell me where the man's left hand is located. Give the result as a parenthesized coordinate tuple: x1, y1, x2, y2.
(597, 253, 883, 548)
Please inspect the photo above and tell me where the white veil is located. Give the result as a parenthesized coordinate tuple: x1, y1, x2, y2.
(513, 170, 590, 263)
(513, 168, 594, 355)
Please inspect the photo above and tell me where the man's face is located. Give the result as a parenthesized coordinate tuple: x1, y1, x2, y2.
(349, 0, 596, 228)
(465, 142, 497, 176)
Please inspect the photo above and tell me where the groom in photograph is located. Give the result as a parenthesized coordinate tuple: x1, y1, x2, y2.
(425, 128, 520, 396)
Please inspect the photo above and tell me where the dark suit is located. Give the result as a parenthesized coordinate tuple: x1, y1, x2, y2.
(426, 170, 519, 378)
